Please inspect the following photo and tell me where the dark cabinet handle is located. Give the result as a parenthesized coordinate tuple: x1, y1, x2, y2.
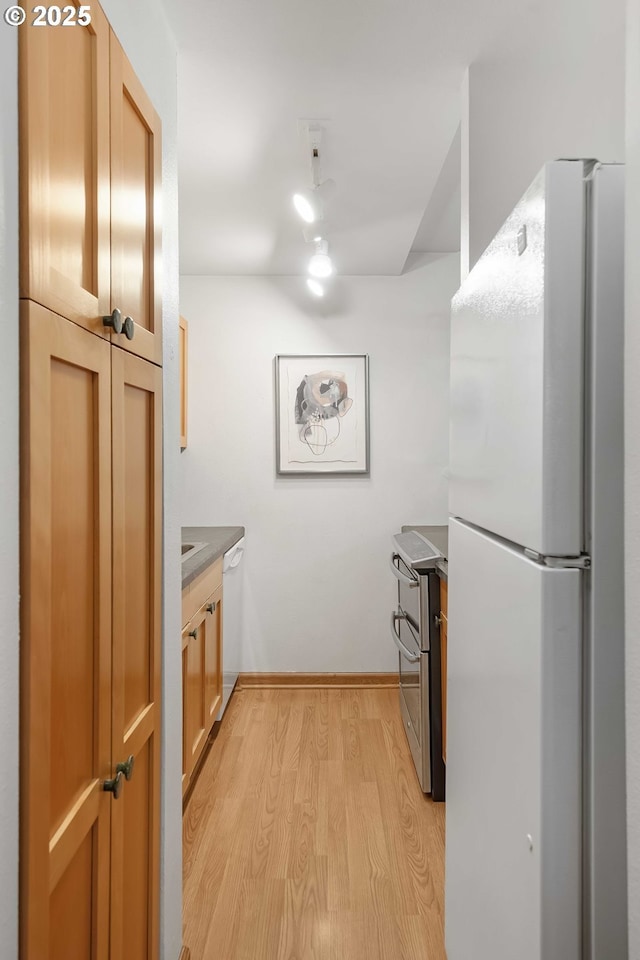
(102, 309, 135, 340)
(103, 308, 123, 334)
(188, 629, 197, 639)
(116, 754, 135, 781)
(206, 602, 216, 614)
(103, 770, 123, 800)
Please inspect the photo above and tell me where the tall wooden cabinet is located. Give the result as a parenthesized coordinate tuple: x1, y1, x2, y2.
(19, 5, 163, 959)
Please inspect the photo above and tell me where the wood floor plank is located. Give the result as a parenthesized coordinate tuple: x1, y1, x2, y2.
(182, 797, 243, 956)
(264, 770, 297, 880)
(278, 856, 329, 959)
(379, 716, 445, 924)
(183, 688, 446, 960)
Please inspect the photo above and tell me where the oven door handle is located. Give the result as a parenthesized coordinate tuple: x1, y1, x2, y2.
(389, 553, 418, 588)
(390, 611, 420, 663)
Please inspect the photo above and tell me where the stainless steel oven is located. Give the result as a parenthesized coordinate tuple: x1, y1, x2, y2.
(390, 531, 445, 800)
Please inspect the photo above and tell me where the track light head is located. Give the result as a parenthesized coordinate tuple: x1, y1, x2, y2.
(292, 179, 336, 225)
(308, 239, 333, 278)
(293, 190, 317, 223)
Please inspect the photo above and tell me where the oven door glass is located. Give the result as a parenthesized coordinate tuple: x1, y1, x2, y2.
(392, 611, 422, 749)
(390, 552, 420, 630)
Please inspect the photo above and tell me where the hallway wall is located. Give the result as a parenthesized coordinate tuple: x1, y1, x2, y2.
(180, 257, 458, 673)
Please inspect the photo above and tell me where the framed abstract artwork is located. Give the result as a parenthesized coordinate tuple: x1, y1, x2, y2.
(274, 354, 370, 476)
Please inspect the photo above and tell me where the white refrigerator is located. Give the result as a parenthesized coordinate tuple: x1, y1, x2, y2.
(445, 161, 627, 960)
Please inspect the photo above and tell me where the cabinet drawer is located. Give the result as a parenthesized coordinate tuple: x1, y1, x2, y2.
(182, 556, 222, 627)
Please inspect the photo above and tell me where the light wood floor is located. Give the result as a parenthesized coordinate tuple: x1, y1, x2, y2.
(182, 688, 446, 960)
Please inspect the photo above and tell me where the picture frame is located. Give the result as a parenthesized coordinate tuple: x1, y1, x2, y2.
(274, 354, 370, 476)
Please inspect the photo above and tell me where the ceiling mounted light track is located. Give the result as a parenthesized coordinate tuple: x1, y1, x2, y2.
(292, 123, 336, 295)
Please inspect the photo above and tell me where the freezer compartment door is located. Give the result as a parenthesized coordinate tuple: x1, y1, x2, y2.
(449, 160, 585, 556)
(445, 518, 581, 960)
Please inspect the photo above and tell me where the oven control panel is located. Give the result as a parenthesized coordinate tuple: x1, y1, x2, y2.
(393, 531, 443, 571)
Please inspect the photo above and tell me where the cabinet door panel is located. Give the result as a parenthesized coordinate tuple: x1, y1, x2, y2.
(49, 829, 95, 960)
(20, 301, 112, 960)
(182, 643, 189, 794)
(19, 2, 110, 333)
(121, 739, 152, 960)
(183, 612, 207, 794)
(110, 35, 163, 366)
(205, 587, 223, 724)
(111, 347, 162, 959)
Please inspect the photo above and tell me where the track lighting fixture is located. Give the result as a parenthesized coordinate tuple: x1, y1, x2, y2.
(308, 239, 333, 278)
(292, 180, 336, 225)
(302, 223, 327, 244)
(293, 125, 336, 295)
(293, 189, 317, 223)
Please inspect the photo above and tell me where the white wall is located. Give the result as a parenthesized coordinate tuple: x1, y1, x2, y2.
(0, 25, 20, 960)
(100, 3, 182, 958)
(463, 0, 626, 272)
(180, 257, 458, 672)
(626, 1, 640, 954)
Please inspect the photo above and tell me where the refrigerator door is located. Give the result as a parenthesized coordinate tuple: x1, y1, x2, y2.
(584, 163, 627, 959)
(449, 161, 586, 557)
(445, 518, 581, 960)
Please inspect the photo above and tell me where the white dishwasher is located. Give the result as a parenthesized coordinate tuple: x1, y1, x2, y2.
(218, 536, 245, 718)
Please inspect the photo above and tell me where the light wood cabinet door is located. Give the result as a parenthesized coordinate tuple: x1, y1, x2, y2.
(20, 302, 112, 960)
(19, 1, 111, 334)
(182, 611, 208, 795)
(110, 34, 163, 366)
(205, 587, 223, 724)
(110, 348, 162, 960)
(179, 315, 188, 449)
(181, 642, 189, 794)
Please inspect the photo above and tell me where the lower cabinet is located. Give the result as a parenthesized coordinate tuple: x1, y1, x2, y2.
(182, 567, 223, 797)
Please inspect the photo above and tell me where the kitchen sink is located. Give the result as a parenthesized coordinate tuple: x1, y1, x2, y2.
(181, 541, 207, 562)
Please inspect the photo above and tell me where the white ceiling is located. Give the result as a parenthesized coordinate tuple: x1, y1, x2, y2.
(164, 0, 529, 276)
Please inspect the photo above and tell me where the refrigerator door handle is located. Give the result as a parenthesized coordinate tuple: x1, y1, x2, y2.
(523, 547, 591, 569)
(390, 611, 420, 663)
